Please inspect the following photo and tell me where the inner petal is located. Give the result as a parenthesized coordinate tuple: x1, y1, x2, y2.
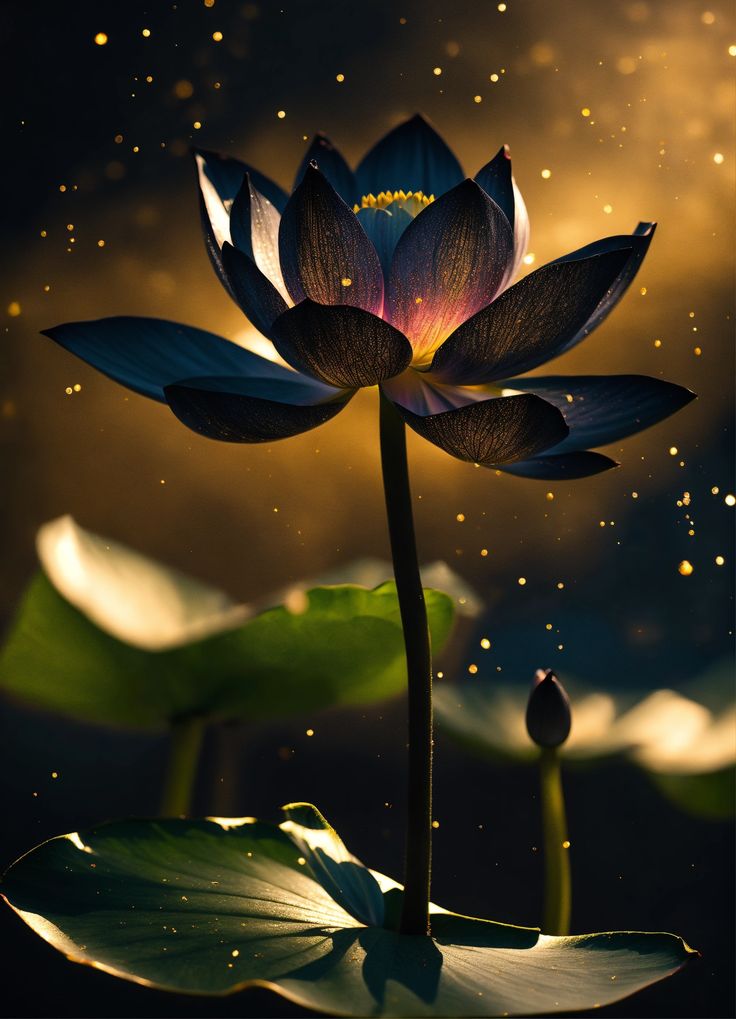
(354, 190, 434, 276)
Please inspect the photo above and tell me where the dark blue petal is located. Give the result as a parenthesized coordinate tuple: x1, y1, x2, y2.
(428, 249, 632, 384)
(194, 148, 288, 212)
(355, 114, 464, 199)
(196, 159, 235, 301)
(271, 300, 412, 388)
(221, 243, 288, 338)
(474, 146, 514, 226)
(505, 375, 696, 453)
(475, 145, 530, 279)
(164, 376, 352, 443)
(279, 165, 384, 313)
(228, 177, 254, 257)
(387, 179, 514, 362)
(41, 317, 302, 403)
(293, 134, 357, 205)
(355, 205, 413, 277)
(550, 224, 656, 355)
(396, 393, 568, 466)
(498, 451, 619, 480)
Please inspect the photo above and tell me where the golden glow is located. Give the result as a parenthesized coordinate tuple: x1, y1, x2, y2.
(94, 32, 108, 46)
(541, 168, 552, 179)
(212, 30, 223, 42)
(713, 152, 724, 164)
(678, 560, 694, 576)
(7, 301, 21, 317)
(174, 79, 194, 99)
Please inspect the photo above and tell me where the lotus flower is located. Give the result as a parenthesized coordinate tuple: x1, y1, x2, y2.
(44, 116, 694, 479)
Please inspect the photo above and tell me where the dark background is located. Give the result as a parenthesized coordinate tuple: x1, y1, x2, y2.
(0, 1, 733, 1016)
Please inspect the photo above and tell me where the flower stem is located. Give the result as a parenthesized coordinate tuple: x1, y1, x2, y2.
(379, 392, 432, 937)
(160, 716, 205, 817)
(539, 746, 571, 935)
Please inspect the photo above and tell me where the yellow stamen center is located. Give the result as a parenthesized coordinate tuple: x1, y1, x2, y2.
(353, 189, 435, 216)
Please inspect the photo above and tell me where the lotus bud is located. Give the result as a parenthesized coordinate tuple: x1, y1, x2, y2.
(525, 668, 572, 749)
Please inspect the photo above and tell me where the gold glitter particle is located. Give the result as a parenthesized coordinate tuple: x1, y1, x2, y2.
(678, 560, 694, 576)
(94, 32, 108, 46)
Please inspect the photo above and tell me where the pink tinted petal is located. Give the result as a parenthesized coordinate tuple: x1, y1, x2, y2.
(386, 180, 514, 364)
(381, 368, 502, 415)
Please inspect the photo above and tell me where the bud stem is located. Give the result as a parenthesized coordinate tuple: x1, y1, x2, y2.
(379, 392, 432, 937)
(539, 746, 571, 936)
(160, 716, 206, 816)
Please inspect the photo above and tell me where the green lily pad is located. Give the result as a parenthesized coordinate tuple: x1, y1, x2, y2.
(1, 804, 695, 1016)
(0, 517, 454, 731)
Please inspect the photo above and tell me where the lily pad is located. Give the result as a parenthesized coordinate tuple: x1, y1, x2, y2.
(1, 803, 695, 1016)
(0, 517, 454, 731)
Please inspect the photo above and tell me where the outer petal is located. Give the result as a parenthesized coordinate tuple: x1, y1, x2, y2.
(395, 393, 568, 466)
(194, 148, 288, 212)
(221, 243, 288, 338)
(195, 150, 288, 300)
(386, 179, 514, 363)
(164, 375, 353, 443)
(498, 451, 619, 480)
(504, 374, 696, 453)
(271, 301, 412, 388)
(474, 144, 530, 282)
(293, 134, 357, 205)
(355, 205, 414, 278)
(356, 114, 464, 198)
(428, 248, 633, 384)
(41, 317, 294, 402)
(229, 176, 291, 302)
(279, 165, 384, 314)
(549, 223, 656, 355)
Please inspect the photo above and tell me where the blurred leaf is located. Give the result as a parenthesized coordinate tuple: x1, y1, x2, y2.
(0, 573, 453, 731)
(1, 806, 694, 1016)
(649, 768, 736, 820)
